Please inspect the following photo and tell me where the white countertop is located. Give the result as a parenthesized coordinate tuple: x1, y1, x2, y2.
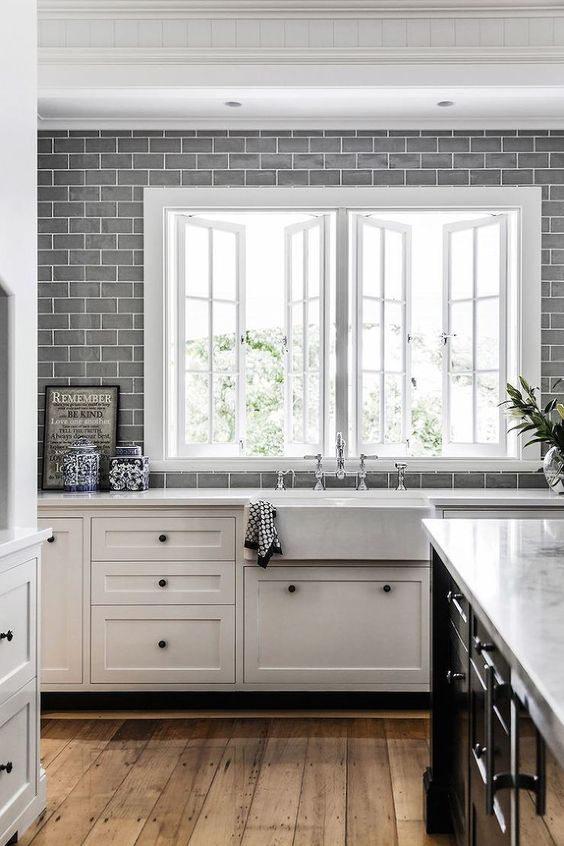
(0, 527, 53, 558)
(37, 487, 564, 509)
(423, 517, 564, 768)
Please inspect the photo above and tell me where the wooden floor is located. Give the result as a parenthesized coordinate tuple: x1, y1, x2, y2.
(21, 712, 455, 846)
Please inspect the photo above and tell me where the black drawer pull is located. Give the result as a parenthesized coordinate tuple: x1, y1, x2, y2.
(158, 579, 167, 588)
(0, 631, 13, 642)
(158, 534, 168, 543)
(288, 585, 296, 593)
(0, 762, 13, 774)
(447, 590, 462, 604)
(47, 536, 55, 544)
(446, 670, 465, 684)
(158, 640, 167, 649)
(383, 584, 392, 593)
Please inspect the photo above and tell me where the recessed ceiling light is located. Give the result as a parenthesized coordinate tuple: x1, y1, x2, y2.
(225, 100, 242, 108)
(437, 100, 455, 108)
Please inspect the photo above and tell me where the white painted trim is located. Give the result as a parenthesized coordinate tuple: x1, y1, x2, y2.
(38, 46, 564, 64)
(145, 186, 541, 467)
(37, 0, 564, 19)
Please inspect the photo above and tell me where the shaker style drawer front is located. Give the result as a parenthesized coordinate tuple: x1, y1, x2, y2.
(38, 517, 83, 685)
(244, 566, 429, 685)
(91, 517, 236, 561)
(0, 682, 37, 833)
(0, 560, 36, 701)
(91, 561, 235, 605)
(91, 605, 235, 684)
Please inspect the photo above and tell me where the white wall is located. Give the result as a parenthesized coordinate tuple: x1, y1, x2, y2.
(0, 0, 38, 528)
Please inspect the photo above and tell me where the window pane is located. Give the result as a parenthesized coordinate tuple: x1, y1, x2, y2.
(212, 229, 237, 301)
(450, 229, 473, 300)
(476, 224, 500, 297)
(292, 374, 304, 441)
(362, 373, 381, 443)
(306, 373, 320, 444)
(362, 298, 381, 371)
(307, 225, 320, 297)
(212, 375, 236, 443)
(245, 328, 284, 457)
(292, 302, 304, 372)
(185, 298, 209, 371)
(384, 301, 403, 373)
(212, 301, 237, 372)
(476, 298, 499, 371)
(450, 373, 473, 443)
(362, 224, 381, 298)
(185, 224, 209, 298)
(477, 373, 499, 443)
(307, 298, 320, 370)
(185, 373, 209, 443)
(384, 373, 403, 443)
(291, 232, 304, 301)
(450, 301, 473, 372)
(384, 229, 403, 301)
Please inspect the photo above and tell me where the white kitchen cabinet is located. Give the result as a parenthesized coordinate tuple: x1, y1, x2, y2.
(0, 681, 37, 833)
(91, 516, 236, 561)
(91, 605, 235, 684)
(38, 518, 83, 685)
(0, 559, 36, 702)
(244, 565, 430, 688)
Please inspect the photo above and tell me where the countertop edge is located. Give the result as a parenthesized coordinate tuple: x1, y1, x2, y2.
(0, 528, 53, 559)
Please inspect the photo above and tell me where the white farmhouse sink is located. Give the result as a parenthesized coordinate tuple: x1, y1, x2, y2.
(247, 490, 433, 561)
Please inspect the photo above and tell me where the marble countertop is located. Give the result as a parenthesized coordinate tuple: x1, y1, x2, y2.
(0, 527, 53, 558)
(37, 488, 564, 509)
(423, 517, 564, 768)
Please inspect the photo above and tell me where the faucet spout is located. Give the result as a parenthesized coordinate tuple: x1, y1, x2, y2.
(335, 432, 346, 480)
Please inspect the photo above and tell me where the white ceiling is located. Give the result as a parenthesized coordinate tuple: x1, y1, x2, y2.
(38, 85, 564, 129)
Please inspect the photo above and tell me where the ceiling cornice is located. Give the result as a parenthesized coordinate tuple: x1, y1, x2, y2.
(37, 0, 564, 19)
(38, 45, 564, 63)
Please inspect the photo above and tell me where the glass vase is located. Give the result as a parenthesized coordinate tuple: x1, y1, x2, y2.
(543, 445, 564, 494)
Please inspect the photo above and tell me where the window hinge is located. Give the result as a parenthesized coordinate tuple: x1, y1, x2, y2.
(407, 333, 413, 343)
(282, 335, 289, 353)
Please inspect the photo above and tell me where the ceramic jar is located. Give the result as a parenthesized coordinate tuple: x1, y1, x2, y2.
(108, 444, 150, 491)
(62, 437, 100, 492)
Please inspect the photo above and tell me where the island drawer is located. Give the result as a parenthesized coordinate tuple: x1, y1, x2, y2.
(471, 615, 510, 687)
(91, 605, 235, 684)
(91, 561, 235, 605)
(447, 577, 469, 647)
(91, 516, 236, 561)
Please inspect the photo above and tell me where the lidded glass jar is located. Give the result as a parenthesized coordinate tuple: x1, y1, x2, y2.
(62, 437, 100, 492)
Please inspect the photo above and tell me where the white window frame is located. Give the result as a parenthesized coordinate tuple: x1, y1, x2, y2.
(145, 186, 541, 472)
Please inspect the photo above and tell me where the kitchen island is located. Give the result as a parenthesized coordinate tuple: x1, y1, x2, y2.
(423, 517, 564, 846)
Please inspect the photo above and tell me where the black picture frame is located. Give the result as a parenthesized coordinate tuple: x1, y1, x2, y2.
(42, 385, 120, 490)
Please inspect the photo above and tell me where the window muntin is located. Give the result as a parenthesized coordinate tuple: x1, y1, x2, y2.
(164, 201, 521, 461)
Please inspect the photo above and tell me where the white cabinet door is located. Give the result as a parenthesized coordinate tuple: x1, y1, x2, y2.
(244, 565, 429, 687)
(91, 605, 235, 684)
(38, 518, 83, 685)
(0, 559, 36, 702)
(0, 682, 37, 839)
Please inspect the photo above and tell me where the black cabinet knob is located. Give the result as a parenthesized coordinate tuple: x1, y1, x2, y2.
(0, 631, 13, 642)
(158, 640, 167, 649)
(473, 743, 486, 759)
(158, 579, 167, 588)
(47, 536, 55, 544)
(288, 585, 296, 593)
(446, 670, 465, 684)
(158, 534, 167, 543)
(0, 762, 13, 774)
(474, 636, 494, 655)
(383, 584, 392, 593)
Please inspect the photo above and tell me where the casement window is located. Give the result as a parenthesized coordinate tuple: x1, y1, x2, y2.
(145, 187, 540, 467)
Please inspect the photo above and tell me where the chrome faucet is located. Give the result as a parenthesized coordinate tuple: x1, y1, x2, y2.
(304, 453, 325, 491)
(335, 432, 346, 480)
(395, 462, 408, 491)
(357, 453, 379, 491)
(274, 470, 294, 491)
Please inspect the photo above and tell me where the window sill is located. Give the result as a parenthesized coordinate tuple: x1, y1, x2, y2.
(151, 457, 543, 473)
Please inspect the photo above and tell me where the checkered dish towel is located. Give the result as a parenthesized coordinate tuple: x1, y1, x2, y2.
(244, 499, 283, 568)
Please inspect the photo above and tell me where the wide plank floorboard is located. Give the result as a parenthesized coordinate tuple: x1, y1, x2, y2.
(29, 713, 456, 846)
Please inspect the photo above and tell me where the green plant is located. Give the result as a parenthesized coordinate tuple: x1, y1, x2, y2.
(501, 376, 564, 451)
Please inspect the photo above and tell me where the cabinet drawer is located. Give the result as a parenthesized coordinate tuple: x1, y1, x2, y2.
(0, 560, 36, 701)
(91, 517, 236, 562)
(447, 577, 469, 648)
(0, 682, 37, 833)
(91, 561, 235, 605)
(244, 566, 429, 686)
(91, 605, 235, 684)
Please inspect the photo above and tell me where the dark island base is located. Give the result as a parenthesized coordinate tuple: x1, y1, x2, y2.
(423, 767, 455, 834)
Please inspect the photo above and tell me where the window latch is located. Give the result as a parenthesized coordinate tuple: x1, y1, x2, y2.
(281, 335, 289, 353)
(440, 332, 457, 345)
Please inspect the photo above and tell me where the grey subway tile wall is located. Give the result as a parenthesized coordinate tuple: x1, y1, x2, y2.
(37, 128, 559, 490)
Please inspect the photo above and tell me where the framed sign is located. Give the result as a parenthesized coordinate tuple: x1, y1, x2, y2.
(42, 385, 119, 490)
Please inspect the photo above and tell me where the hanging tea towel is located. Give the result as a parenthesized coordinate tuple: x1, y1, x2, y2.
(244, 499, 283, 567)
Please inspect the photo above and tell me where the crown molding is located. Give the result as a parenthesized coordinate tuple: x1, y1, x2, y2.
(38, 45, 564, 64)
(37, 0, 564, 19)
